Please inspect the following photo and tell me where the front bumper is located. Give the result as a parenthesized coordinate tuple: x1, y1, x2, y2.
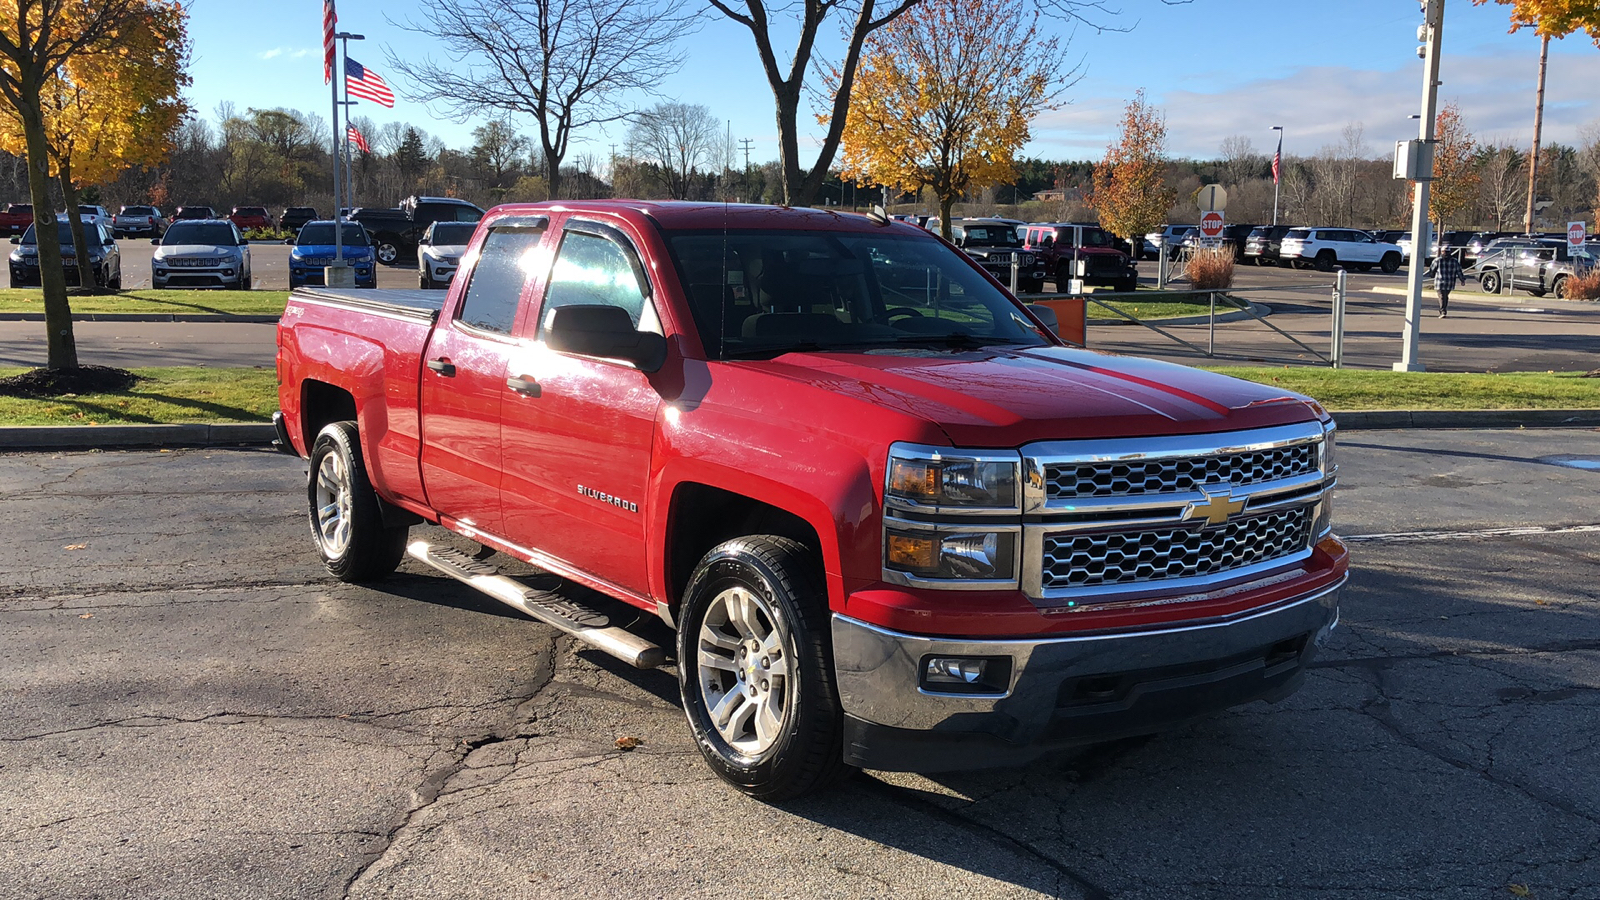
(831, 578, 1342, 771)
(291, 264, 375, 287)
(153, 264, 243, 288)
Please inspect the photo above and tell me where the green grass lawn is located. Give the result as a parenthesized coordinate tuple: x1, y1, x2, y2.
(0, 366, 278, 426)
(0, 289, 288, 316)
(1207, 367, 1600, 411)
(0, 365, 1595, 428)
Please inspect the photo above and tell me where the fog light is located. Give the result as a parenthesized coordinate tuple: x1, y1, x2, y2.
(221, 268, 234, 276)
(926, 657, 986, 684)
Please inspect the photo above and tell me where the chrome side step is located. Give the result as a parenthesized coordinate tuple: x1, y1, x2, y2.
(406, 539, 667, 669)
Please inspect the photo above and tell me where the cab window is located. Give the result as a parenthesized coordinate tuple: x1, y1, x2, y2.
(456, 224, 547, 335)
(539, 229, 661, 335)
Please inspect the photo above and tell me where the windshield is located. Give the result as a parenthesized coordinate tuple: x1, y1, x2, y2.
(666, 229, 1052, 359)
(296, 223, 370, 246)
(952, 225, 1020, 246)
(20, 222, 78, 245)
(1080, 228, 1115, 248)
(162, 223, 236, 246)
(429, 223, 477, 245)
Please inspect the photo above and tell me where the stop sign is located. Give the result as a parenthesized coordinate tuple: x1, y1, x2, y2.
(1199, 211, 1225, 238)
(1569, 221, 1586, 247)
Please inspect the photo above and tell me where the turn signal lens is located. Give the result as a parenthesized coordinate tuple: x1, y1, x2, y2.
(886, 533, 937, 571)
(888, 459, 938, 499)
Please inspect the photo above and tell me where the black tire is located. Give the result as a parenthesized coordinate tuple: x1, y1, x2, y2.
(1354, 263, 1372, 272)
(1552, 275, 1568, 299)
(678, 535, 851, 801)
(420, 272, 433, 290)
(307, 421, 408, 583)
(1480, 270, 1501, 294)
(1380, 253, 1400, 274)
(109, 270, 122, 291)
(1314, 251, 1336, 272)
(375, 240, 400, 266)
(1116, 278, 1137, 292)
(241, 272, 252, 291)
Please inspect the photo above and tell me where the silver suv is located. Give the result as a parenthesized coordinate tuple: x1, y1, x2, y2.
(1279, 228, 1403, 273)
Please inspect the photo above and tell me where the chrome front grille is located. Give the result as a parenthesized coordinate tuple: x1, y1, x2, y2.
(1041, 507, 1312, 590)
(1021, 422, 1333, 606)
(1045, 444, 1317, 500)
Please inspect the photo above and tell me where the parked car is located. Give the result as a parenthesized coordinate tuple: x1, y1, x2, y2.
(151, 219, 251, 289)
(1473, 237, 1597, 298)
(273, 199, 1346, 798)
(73, 204, 113, 231)
(417, 220, 477, 289)
(0, 203, 34, 236)
(948, 217, 1041, 292)
(1243, 225, 1296, 266)
(288, 220, 376, 289)
(1462, 231, 1514, 266)
(1181, 223, 1257, 261)
(173, 205, 217, 221)
(1373, 230, 1406, 245)
(1019, 222, 1138, 291)
(351, 195, 485, 265)
(280, 207, 320, 233)
(9, 218, 121, 288)
(113, 205, 166, 238)
(1279, 227, 1403, 272)
(1142, 224, 1196, 258)
(229, 206, 274, 231)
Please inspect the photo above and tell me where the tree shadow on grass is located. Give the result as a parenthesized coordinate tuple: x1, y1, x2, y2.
(5, 389, 269, 425)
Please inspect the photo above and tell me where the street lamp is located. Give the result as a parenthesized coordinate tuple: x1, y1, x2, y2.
(1271, 126, 1283, 226)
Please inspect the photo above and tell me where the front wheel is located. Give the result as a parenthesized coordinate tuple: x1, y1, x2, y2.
(1552, 275, 1569, 299)
(420, 272, 433, 290)
(1380, 253, 1400, 274)
(1480, 270, 1501, 294)
(679, 535, 851, 801)
(1314, 251, 1336, 272)
(375, 240, 400, 266)
(307, 421, 408, 582)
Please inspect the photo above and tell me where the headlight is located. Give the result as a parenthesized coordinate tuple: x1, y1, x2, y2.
(886, 444, 1020, 510)
(885, 528, 1017, 580)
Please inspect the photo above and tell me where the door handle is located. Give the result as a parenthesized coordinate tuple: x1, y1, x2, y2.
(506, 375, 541, 397)
(427, 357, 456, 377)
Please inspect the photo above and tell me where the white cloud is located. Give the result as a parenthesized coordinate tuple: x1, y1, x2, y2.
(257, 47, 284, 60)
(291, 48, 312, 59)
(1028, 47, 1600, 160)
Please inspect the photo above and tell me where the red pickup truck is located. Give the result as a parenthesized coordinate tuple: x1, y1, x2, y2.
(274, 201, 1347, 799)
(0, 203, 35, 236)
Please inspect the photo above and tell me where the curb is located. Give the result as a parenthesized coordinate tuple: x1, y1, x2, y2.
(0, 312, 281, 323)
(1333, 409, 1600, 430)
(0, 423, 277, 450)
(1366, 285, 1595, 306)
(1, 410, 1597, 450)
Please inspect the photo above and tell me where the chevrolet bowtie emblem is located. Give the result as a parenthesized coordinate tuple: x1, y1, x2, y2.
(1185, 486, 1246, 526)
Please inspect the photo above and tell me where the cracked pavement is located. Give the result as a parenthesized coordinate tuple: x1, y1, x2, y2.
(2, 430, 1598, 899)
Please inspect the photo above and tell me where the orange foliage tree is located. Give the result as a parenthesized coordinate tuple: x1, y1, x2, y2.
(1087, 90, 1176, 250)
(830, 0, 1070, 239)
(1429, 103, 1480, 234)
(1473, 0, 1600, 37)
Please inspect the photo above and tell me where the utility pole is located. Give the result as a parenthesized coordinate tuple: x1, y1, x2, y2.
(1396, 0, 1444, 373)
(1525, 33, 1550, 233)
(739, 138, 753, 170)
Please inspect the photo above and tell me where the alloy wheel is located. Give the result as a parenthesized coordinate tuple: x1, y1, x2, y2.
(314, 451, 353, 556)
(695, 584, 790, 756)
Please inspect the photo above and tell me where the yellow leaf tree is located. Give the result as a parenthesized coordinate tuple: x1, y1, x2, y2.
(1429, 103, 1479, 235)
(0, 0, 189, 371)
(1473, 0, 1600, 37)
(1087, 90, 1176, 250)
(830, 0, 1069, 240)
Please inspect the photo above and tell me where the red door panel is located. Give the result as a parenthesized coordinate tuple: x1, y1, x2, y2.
(417, 326, 514, 534)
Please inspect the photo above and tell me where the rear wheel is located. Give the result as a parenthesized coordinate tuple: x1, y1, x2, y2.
(307, 421, 408, 583)
(679, 535, 851, 801)
(375, 240, 400, 266)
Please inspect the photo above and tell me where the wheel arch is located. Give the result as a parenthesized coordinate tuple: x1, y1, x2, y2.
(664, 482, 828, 614)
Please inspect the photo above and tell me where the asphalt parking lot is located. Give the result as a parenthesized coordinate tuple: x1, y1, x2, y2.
(3, 428, 1598, 899)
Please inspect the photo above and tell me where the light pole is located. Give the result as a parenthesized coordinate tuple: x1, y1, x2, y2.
(1270, 126, 1283, 226)
(1397, 0, 1445, 373)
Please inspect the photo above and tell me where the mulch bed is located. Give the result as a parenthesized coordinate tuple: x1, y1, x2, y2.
(0, 366, 139, 398)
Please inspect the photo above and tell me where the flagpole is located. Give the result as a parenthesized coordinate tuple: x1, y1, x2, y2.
(329, 32, 342, 267)
(339, 32, 365, 213)
(1271, 126, 1283, 227)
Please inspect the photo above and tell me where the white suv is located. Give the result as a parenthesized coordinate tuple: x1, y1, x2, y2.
(1142, 224, 1195, 259)
(1278, 227, 1402, 273)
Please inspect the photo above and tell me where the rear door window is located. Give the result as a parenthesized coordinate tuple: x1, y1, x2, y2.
(456, 223, 547, 335)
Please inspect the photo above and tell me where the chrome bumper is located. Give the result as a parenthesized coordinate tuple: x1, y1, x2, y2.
(831, 578, 1342, 771)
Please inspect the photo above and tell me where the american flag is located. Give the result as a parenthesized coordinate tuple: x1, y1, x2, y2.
(345, 58, 395, 108)
(347, 125, 369, 153)
(1272, 133, 1282, 185)
(322, 0, 337, 84)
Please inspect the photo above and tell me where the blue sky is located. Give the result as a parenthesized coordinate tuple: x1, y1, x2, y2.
(190, 0, 1600, 164)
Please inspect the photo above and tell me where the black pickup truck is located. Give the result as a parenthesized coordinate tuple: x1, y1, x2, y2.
(351, 195, 485, 265)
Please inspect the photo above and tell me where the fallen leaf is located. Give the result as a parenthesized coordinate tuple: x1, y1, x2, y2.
(1508, 884, 1531, 898)
(78, 613, 93, 619)
(63, 544, 86, 551)
(614, 736, 643, 751)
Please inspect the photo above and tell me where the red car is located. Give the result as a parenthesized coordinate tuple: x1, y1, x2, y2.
(274, 200, 1348, 799)
(0, 203, 36, 236)
(228, 206, 273, 231)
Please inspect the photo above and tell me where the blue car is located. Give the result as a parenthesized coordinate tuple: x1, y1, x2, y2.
(289, 220, 376, 288)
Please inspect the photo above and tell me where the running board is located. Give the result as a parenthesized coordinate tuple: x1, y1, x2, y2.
(406, 539, 667, 669)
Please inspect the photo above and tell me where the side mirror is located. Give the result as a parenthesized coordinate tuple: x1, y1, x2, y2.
(544, 304, 667, 372)
(1026, 303, 1061, 336)
(8, 236, 16, 244)
(284, 237, 295, 245)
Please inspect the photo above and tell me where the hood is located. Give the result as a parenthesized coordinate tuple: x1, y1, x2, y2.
(293, 243, 372, 260)
(156, 243, 240, 258)
(731, 345, 1323, 446)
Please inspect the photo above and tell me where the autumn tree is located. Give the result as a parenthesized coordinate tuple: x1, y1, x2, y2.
(387, 0, 697, 201)
(626, 102, 721, 200)
(1087, 90, 1176, 249)
(1428, 103, 1479, 234)
(1473, 0, 1600, 37)
(0, 0, 178, 371)
(831, 0, 1069, 239)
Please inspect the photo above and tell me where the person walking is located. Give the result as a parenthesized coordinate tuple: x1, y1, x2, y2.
(1429, 247, 1465, 318)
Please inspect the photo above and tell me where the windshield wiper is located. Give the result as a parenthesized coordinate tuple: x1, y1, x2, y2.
(721, 340, 828, 360)
(891, 332, 1026, 350)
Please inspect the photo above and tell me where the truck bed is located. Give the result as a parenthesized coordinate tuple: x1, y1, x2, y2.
(291, 287, 444, 320)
